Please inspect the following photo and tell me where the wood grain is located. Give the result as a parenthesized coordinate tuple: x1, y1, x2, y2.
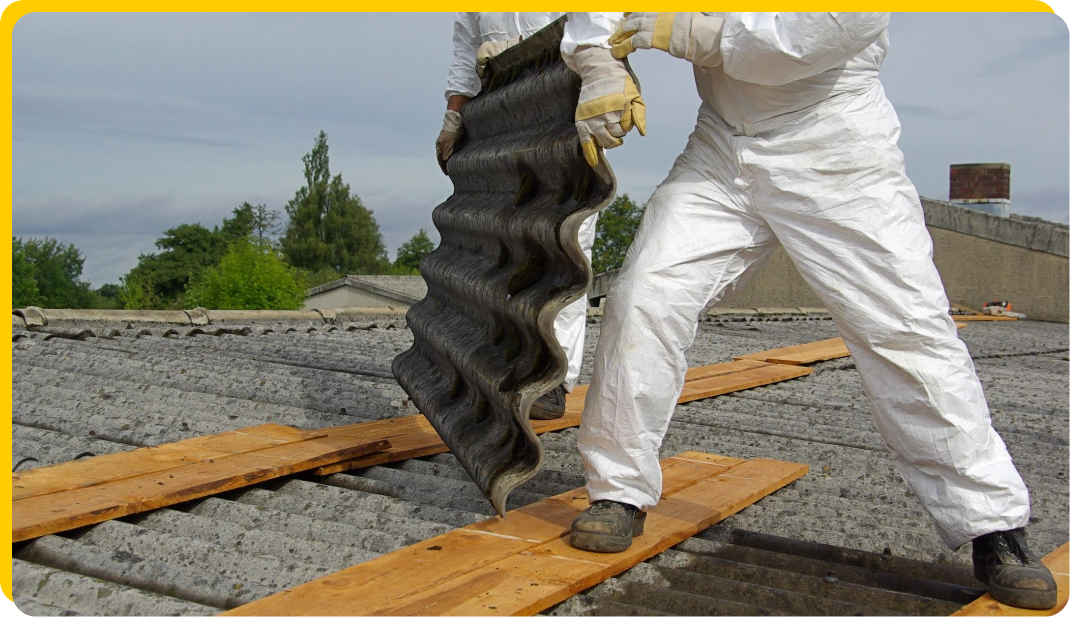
(224, 452, 805, 616)
(13, 435, 389, 542)
(951, 542, 1069, 617)
(734, 337, 850, 365)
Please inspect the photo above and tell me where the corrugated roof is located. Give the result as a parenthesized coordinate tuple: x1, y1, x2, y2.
(11, 313, 1068, 615)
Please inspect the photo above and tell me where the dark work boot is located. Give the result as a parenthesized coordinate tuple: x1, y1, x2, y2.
(570, 500, 646, 553)
(972, 528, 1058, 610)
(530, 385, 566, 420)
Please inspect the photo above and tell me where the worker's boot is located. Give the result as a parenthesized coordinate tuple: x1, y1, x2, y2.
(570, 500, 646, 553)
(972, 528, 1057, 610)
(530, 385, 566, 420)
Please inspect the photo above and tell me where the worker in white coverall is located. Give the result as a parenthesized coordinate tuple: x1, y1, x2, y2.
(560, 12, 1056, 610)
(438, 12, 596, 420)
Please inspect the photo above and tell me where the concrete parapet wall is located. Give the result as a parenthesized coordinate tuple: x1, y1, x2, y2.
(589, 200, 1069, 322)
(922, 198, 1068, 257)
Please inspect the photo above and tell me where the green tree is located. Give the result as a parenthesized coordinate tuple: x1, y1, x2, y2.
(592, 194, 645, 274)
(125, 223, 227, 308)
(15, 237, 93, 308)
(281, 131, 389, 275)
(186, 240, 307, 310)
(392, 229, 435, 274)
(122, 204, 268, 308)
(12, 237, 41, 308)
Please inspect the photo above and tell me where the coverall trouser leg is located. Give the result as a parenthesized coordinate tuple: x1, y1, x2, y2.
(580, 92, 1030, 549)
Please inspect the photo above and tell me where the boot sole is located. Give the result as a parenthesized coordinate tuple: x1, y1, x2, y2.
(570, 514, 646, 553)
(989, 586, 1058, 611)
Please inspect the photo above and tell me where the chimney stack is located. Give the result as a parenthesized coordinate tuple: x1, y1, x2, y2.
(949, 163, 1011, 217)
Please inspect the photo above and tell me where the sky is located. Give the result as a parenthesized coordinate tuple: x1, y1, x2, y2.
(11, 12, 1070, 286)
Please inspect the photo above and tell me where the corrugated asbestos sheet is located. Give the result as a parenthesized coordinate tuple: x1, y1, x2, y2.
(393, 18, 616, 515)
(10, 315, 1068, 615)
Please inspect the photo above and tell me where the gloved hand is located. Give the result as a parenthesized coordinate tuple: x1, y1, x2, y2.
(609, 12, 724, 67)
(435, 110, 464, 175)
(570, 46, 646, 167)
(476, 35, 522, 77)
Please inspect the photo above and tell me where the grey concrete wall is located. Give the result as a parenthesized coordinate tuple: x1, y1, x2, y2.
(718, 231, 1069, 322)
(591, 200, 1069, 322)
(929, 227, 1068, 322)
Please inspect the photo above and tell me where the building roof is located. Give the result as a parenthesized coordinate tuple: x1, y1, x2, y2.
(11, 310, 1069, 615)
(306, 275, 428, 304)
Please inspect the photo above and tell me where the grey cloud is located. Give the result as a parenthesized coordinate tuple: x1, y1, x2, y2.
(986, 32, 1068, 76)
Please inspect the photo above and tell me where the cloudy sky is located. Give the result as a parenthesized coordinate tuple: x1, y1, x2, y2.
(12, 12, 1069, 286)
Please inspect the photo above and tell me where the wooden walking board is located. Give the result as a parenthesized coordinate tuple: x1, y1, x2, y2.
(12, 424, 389, 542)
(951, 542, 1069, 617)
(225, 451, 808, 616)
(952, 315, 1019, 322)
(735, 337, 851, 365)
(311, 359, 812, 476)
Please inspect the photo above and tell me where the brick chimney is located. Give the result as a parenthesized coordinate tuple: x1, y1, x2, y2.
(949, 163, 1010, 217)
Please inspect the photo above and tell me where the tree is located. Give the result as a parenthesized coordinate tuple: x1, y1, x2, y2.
(122, 204, 269, 308)
(592, 194, 645, 274)
(125, 223, 227, 308)
(281, 131, 389, 275)
(12, 237, 41, 308)
(186, 240, 307, 310)
(393, 229, 435, 274)
(14, 237, 93, 308)
(227, 202, 282, 243)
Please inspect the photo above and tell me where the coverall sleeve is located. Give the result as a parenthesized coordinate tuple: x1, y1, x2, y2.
(445, 13, 482, 99)
(561, 12, 624, 71)
(720, 12, 889, 86)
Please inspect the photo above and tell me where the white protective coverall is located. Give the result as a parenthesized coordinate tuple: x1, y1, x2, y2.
(449, 12, 595, 392)
(562, 12, 1030, 549)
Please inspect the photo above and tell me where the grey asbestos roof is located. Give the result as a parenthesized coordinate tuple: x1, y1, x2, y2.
(11, 312, 1069, 615)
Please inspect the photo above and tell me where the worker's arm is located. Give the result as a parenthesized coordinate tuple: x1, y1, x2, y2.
(446, 12, 482, 102)
(562, 13, 645, 167)
(609, 12, 887, 87)
(718, 13, 889, 86)
(438, 13, 481, 173)
(561, 12, 623, 69)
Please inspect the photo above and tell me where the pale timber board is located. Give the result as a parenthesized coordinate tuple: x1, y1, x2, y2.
(952, 315, 1019, 322)
(224, 453, 806, 616)
(312, 361, 809, 476)
(13, 436, 389, 542)
(735, 337, 850, 365)
(13, 423, 320, 501)
(951, 543, 1069, 617)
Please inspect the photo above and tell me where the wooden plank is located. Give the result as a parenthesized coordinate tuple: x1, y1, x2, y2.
(12, 436, 389, 542)
(225, 453, 804, 616)
(312, 361, 810, 476)
(734, 337, 850, 365)
(954, 314, 1018, 320)
(679, 363, 812, 403)
(13, 424, 320, 501)
(951, 542, 1069, 616)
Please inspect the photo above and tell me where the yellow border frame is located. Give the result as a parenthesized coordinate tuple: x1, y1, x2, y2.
(0, 4, 1061, 609)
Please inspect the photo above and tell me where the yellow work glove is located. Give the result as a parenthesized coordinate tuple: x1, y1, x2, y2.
(609, 12, 724, 67)
(476, 35, 522, 77)
(570, 47, 646, 167)
(435, 110, 464, 175)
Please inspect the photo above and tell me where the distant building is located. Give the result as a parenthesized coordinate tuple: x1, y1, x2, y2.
(304, 275, 427, 311)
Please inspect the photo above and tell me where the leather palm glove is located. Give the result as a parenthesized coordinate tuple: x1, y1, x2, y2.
(570, 46, 646, 167)
(609, 12, 724, 67)
(435, 110, 464, 175)
(476, 35, 522, 77)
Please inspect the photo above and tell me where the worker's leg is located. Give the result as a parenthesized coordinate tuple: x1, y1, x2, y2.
(580, 110, 778, 510)
(752, 85, 1029, 549)
(554, 213, 598, 392)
